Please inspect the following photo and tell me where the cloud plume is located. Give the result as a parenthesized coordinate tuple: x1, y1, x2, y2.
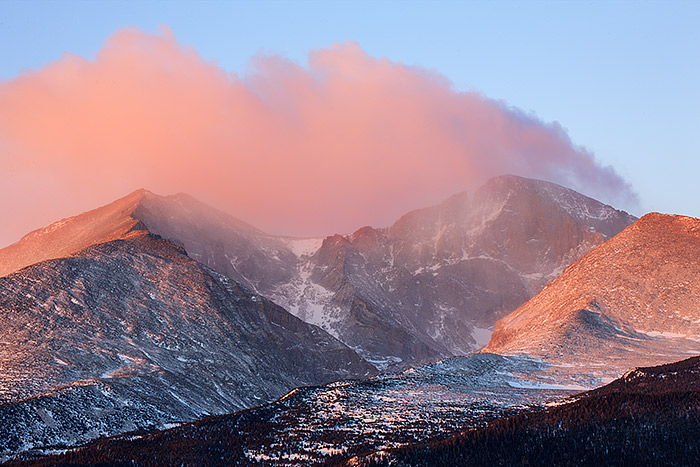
(0, 26, 637, 246)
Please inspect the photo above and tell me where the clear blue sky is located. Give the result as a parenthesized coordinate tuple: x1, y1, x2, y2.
(1, 0, 698, 218)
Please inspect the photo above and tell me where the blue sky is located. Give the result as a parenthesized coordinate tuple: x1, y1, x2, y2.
(1, 0, 699, 220)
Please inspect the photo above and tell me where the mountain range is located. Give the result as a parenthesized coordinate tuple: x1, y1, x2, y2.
(4, 174, 700, 464)
(0, 175, 637, 369)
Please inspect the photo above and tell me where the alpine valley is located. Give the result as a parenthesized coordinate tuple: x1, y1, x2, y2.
(2, 175, 699, 465)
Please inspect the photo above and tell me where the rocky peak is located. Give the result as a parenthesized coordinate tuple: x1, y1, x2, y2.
(475, 174, 636, 238)
(0, 190, 151, 277)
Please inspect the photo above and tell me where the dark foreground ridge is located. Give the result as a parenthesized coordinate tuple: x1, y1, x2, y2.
(359, 355, 700, 466)
(9, 355, 700, 466)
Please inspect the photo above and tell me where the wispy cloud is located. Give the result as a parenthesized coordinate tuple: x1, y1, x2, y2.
(0, 26, 637, 244)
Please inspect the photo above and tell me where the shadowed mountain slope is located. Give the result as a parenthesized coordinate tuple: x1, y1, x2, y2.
(0, 230, 373, 457)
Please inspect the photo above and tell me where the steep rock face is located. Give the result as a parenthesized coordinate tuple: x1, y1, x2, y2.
(132, 193, 298, 293)
(0, 232, 374, 455)
(484, 213, 700, 381)
(267, 175, 634, 367)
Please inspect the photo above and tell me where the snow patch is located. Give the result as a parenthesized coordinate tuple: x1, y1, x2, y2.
(636, 329, 700, 341)
(507, 380, 588, 391)
(471, 327, 493, 349)
(285, 237, 324, 258)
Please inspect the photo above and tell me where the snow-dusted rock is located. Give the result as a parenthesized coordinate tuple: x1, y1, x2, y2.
(0, 232, 374, 456)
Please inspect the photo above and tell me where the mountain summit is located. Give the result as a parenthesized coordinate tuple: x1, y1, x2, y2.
(484, 213, 700, 382)
(0, 195, 374, 455)
(265, 175, 636, 367)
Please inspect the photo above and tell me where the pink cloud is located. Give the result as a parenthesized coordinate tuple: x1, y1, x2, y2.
(0, 26, 637, 246)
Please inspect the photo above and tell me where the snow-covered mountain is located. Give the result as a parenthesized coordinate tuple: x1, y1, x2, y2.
(0, 227, 373, 456)
(0, 175, 636, 370)
(147, 175, 635, 368)
(484, 213, 700, 383)
(277, 175, 635, 367)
